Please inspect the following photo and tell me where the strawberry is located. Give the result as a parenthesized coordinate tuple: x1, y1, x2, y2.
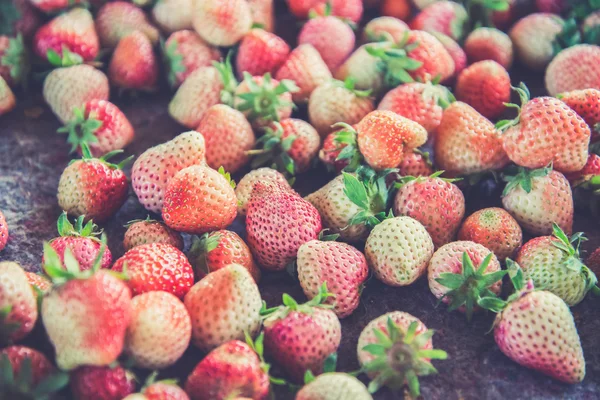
(362, 16, 409, 43)
(296, 373, 372, 400)
(235, 167, 291, 216)
(184, 338, 269, 400)
(28, 0, 79, 13)
(377, 81, 452, 135)
(498, 84, 590, 173)
(357, 311, 446, 396)
(188, 230, 260, 282)
(308, 78, 375, 137)
(162, 30, 221, 88)
(558, 88, 600, 143)
(132, 130, 206, 214)
(335, 43, 386, 95)
(365, 216, 435, 286)
(516, 223, 598, 306)
(501, 166, 574, 236)
(298, 13, 355, 72)
(0, 76, 15, 116)
(125, 291, 191, 369)
(249, 118, 320, 175)
(457, 207, 523, 261)
(0, 262, 37, 343)
(435, 101, 508, 176)
(0, 34, 28, 88)
(429, 31, 466, 80)
(455, 60, 511, 120)
(57, 147, 130, 223)
(587, 247, 600, 275)
(70, 365, 136, 400)
(297, 239, 368, 318)
(246, 181, 321, 271)
(464, 27, 513, 69)
(197, 104, 255, 173)
(479, 264, 585, 384)
(192, 0, 253, 47)
(262, 285, 341, 382)
(236, 28, 289, 77)
(564, 154, 600, 183)
(536, 0, 567, 13)
(124, 218, 184, 251)
(162, 165, 238, 234)
(275, 44, 331, 103)
(25, 272, 52, 295)
(393, 172, 465, 248)
(509, 13, 563, 71)
(96, 1, 160, 48)
(33, 8, 99, 63)
(409, 1, 468, 41)
(41, 238, 131, 370)
(287, 0, 363, 23)
(112, 243, 194, 299)
(398, 149, 434, 177)
(109, 30, 159, 91)
(128, 379, 190, 400)
(0, 210, 7, 252)
(43, 64, 110, 124)
(546, 44, 600, 96)
(184, 264, 262, 351)
(248, 0, 274, 32)
(428, 242, 504, 320)
(318, 129, 353, 173)
(47, 213, 112, 271)
(152, 0, 194, 33)
(380, 0, 411, 20)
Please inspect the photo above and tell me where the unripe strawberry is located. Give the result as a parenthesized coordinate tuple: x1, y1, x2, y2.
(464, 27, 513, 69)
(193, 0, 252, 47)
(96, 2, 160, 48)
(275, 44, 331, 103)
(362, 16, 408, 43)
(509, 13, 563, 71)
(0, 76, 15, 116)
(545, 44, 600, 96)
(298, 14, 355, 71)
(0, 261, 38, 343)
(335, 43, 386, 95)
(153, 0, 194, 33)
(249, 0, 274, 32)
(123, 218, 184, 251)
(235, 168, 291, 216)
(296, 373, 372, 400)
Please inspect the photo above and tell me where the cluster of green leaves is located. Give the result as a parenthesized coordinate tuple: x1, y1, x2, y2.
(213, 53, 238, 106)
(235, 72, 298, 124)
(0, 34, 28, 87)
(495, 82, 531, 132)
(249, 122, 298, 176)
(460, 0, 510, 32)
(187, 232, 222, 277)
(0, 354, 69, 400)
(501, 165, 551, 196)
(161, 38, 186, 88)
(56, 211, 100, 238)
(366, 34, 423, 88)
(260, 283, 335, 320)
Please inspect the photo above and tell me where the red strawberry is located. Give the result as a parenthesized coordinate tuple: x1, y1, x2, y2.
(246, 182, 321, 271)
(124, 218, 184, 251)
(587, 247, 600, 275)
(234, 167, 291, 216)
(0, 210, 7, 251)
(184, 264, 262, 351)
(236, 28, 289, 77)
(410, 1, 468, 41)
(558, 88, 600, 142)
(188, 230, 260, 282)
(192, 0, 253, 46)
(429, 31, 467, 80)
(398, 149, 434, 177)
(491, 0, 516, 30)
(362, 16, 409, 43)
(43, 64, 109, 124)
(455, 60, 511, 120)
(318, 129, 352, 173)
(112, 243, 194, 299)
(457, 207, 523, 261)
(131, 377, 190, 400)
(132, 130, 206, 214)
(0, 34, 28, 88)
(335, 43, 387, 95)
(248, 0, 275, 32)
(125, 291, 191, 369)
(197, 104, 255, 173)
(152, 0, 193, 33)
(262, 285, 341, 382)
(57, 146, 130, 223)
(70, 365, 136, 400)
(546, 44, 600, 96)
(109, 30, 158, 91)
(298, 14, 355, 71)
(509, 13, 563, 71)
(96, 1, 160, 48)
(275, 44, 331, 103)
(287, 0, 363, 23)
(33, 8, 99, 63)
(162, 165, 238, 234)
(380, 0, 411, 20)
(0, 76, 15, 116)
(163, 30, 221, 88)
(0, 262, 37, 343)
(464, 27, 513, 69)
(564, 154, 600, 183)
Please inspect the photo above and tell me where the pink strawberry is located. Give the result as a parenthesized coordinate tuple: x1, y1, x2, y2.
(70, 365, 136, 400)
(123, 218, 184, 251)
(234, 167, 291, 216)
(275, 44, 331, 103)
(0, 261, 37, 343)
(0, 76, 15, 116)
(0, 34, 28, 88)
(96, 1, 160, 48)
(509, 13, 563, 71)
(558, 88, 600, 143)
(398, 149, 434, 177)
(464, 27, 513, 69)
(192, 0, 253, 47)
(152, 0, 194, 33)
(318, 129, 353, 173)
(410, 1, 468, 41)
(248, 0, 275, 32)
(546, 44, 600, 96)
(109, 30, 158, 91)
(429, 31, 467, 80)
(296, 373, 371, 399)
(29, 0, 79, 14)
(287, 0, 363, 23)
(127, 376, 190, 400)
(298, 13, 355, 71)
(564, 154, 600, 183)
(236, 28, 289, 77)
(362, 16, 409, 43)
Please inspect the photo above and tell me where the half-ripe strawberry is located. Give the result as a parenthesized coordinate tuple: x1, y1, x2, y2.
(197, 104, 255, 173)
(398, 149, 434, 177)
(192, 0, 253, 46)
(96, 1, 160, 48)
(564, 154, 600, 183)
(109, 30, 158, 91)
(287, 0, 363, 23)
(409, 1, 467, 41)
(464, 27, 513, 69)
(153, 0, 194, 33)
(275, 44, 331, 103)
(236, 28, 289, 77)
(162, 165, 238, 234)
(296, 373, 371, 399)
(129, 376, 190, 400)
(184, 264, 262, 352)
(132, 130, 206, 213)
(0, 210, 7, 252)
(509, 13, 563, 71)
(123, 218, 184, 251)
(545, 44, 600, 96)
(298, 13, 355, 71)
(558, 88, 600, 143)
(235, 167, 291, 216)
(0, 76, 15, 116)
(335, 43, 386, 95)
(0, 262, 37, 343)
(0, 34, 28, 88)
(362, 16, 409, 43)
(25, 272, 52, 294)
(70, 365, 136, 400)
(429, 31, 466, 80)
(248, 0, 275, 32)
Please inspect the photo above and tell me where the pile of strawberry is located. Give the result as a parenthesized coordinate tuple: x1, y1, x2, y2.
(1, 0, 600, 398)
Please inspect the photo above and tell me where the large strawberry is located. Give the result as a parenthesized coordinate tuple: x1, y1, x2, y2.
(124, 217, 184, 251)
(236, 28, 289, 77)
(409, 1, 467, 41)
(153, 0, 194, 33)
(558, 88, 600, 143)
(296, 372, 372, 400)
(132, 130, 206, 214)
(509, 13, 563, 71)
(0, 34, 28, 88)
(464, 27, 513, 69)
(0, 76, 15, 116)
(192, 0, 253, 46)
(109, 30, 158, 91)
(235, 167, 291, 216)
(70, 365, 136, 400)
(184, 264, 262, 352)
(545, 44, 600, 96)
(0, 262, 37, 343)
(96, 1, 159, 48)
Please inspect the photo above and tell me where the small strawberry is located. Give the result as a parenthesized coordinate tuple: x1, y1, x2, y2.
(57, 146, 131, 223)
(192, 0, 253, 46)
(296, 372, 372, 400)
(96, 1, 160, 48)
(380, 0, 411, 20)
(112, 243, 194, 299)
(109, 30, 158, 91)
(275, 43, 331, 103)
(132, 130, 206, 214)
(335, 43, 386, 95)
(0, 262, 37, 343)
(125, 291, 191, 369)
(564, 154, 600, 183)
(0, 210, 7, 252)
(429, 31, 466, 80)
(25, 271, 52, 295)
(43, 64, 109, 124)
(357, 311, 447, 396)
(197, 104, 255, 173)
(362, 16, 409, 43)
(501, 166, 574, 236)
(398, 149, 434, 177)
(262, 285, 341, 382)
(0, 76, 15, 116)
(287, 0, 363, 23)
(509, 13, 563, 71)
(246, 181, 321, 271)
(248, 0, 275, 32)
(318, 129, 353, 173)
(455, 60, 511, 120)
(184, 264, 262, 352)
(0, 34, 28, 88)
(236, 28, 289, 77)
(558, 88, 600, 143)
(457, 207, 523, 261)
(464, 27, 513, 69)
(162, 30, 221, 88)
(365, 216, 435, 286)
(152, 0, 194, 33)
(308, 78, 375, 137)
(235, 167, 291, 216)
(70, 365, 136, 400)
(188, 230, 260, 282)
(162, 165, 238, 234)
(124, 217, 184, 251)
(545, 44, 600, 96)
(409, 1, 468, 41)
(124, 372, 190, 400)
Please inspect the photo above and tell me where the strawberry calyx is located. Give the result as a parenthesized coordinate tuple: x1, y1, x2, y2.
(462, 0, 510, 30)
(501, 165, 551, 196)
(303, 352, 338, 384)
(160, 37, 186, 88)
(334, 77, 373, 98)
(73, 144, 134, 170)
(366, 33, 423, 87)
(318, 229, 340, 242)
(361, 317, 447, 396)
(423, 81, 455, 109)
(495, 82, 531, 132)
(395, 170, 461, 188)
(47, 46, 83, 68)
(0, 34, 29, 87)
(0, 306, 20, 344)
(552, 18, 583, 56)
(308, 1, 332, 18)
(218, 166, 236, 189)
(331, 122, 363, 172)
(0, 353, 70, 400)
(213, 53, 238, 106)
(56, 212, 101, 239)
(188, 232, 222, 277)
(58, 107, 103, 154)
(260, 283, 335, 320)
(124, 215, 158, 228)
(478, 259, 536, 316)
(435, 252, 507, 321)
(248, 122, 299, 176)
(245, 331, 288, 387)
(140, 371, 180, 392)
